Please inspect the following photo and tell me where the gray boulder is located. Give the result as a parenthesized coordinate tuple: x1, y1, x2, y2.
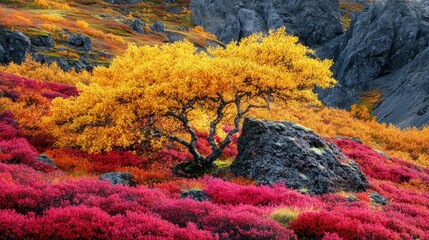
(180, 190, 212, 201)
(132, 18, 146, 34)
(68, 34, 92, 51)
(189, 0, 344, 46)
(0, 29, 31, 65)
(370, 192, 388, 205)
(231, 118, 370, 195)
(36, 154, 58, 170)
(150, 21, 165, 32)
(99, 172, 135, 186)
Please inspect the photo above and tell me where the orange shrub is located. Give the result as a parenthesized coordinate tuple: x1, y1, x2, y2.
(116, 166, 173, 186)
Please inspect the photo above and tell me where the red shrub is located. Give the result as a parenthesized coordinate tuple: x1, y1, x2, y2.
(203, 178, 321, 208)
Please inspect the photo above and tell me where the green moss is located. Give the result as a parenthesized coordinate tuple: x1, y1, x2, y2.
(298, 188, 309, 194)
(213, 159, 233, 169)
(271, 208, 300, 228)
(24, 28, 50, 37)
(291, 123, 313, 133)
(310, 147, 326, 156)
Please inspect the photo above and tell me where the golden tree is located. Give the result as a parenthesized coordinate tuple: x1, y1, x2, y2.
(47, 28, 335, 173)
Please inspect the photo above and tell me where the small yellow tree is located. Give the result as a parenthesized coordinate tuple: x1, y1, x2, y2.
(47, 28, 335, 173)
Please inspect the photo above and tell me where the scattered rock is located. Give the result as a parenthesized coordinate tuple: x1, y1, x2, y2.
(231, 118, 370, 195)
(180, 190, 212, 202)
(132, 18, 146, 34)
(68, 34, 92, 51)
(99, 172, 135, 186)
(150, 20, 165, 32)
(347, 196, 359, 202)
(0, 29, 31, 65)
(36, 154, 58, 170)
(370, 192, 388, 205)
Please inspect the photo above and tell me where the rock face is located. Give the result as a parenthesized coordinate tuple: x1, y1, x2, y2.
(99, 172, 135, 186)
(231, 118, 369, 195)
(0, 29, 31, 65)
(371, 47, 429, 128)
(320, 0, 429, 108)
(189, 0, 344, 46)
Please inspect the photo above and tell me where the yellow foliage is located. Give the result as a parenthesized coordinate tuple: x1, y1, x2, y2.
(47, 28, 335, 153)
(39, 14, 64, 23)
(34, 0, 71, 10)
(0, 56, 91, 85)
(350, 104, 376, 121)
(76, 20, 89, 29)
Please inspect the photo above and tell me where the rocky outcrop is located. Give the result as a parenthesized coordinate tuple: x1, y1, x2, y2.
(0, 29, 31, 65)
(231, 118, 369, 195)
(99, 172, 135, 186)
(31, 34, 55, 49)
(189, 0, 344, 46)
(371, 47, 429, 128)
(68, 34, 92, 51)
(319, 0, 429, 112)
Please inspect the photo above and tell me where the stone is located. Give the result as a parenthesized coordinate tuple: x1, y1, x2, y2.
(36, 154, 58, 170)
(68, 34, 92, 51)
(0, 29, 31, 65)
(180, 190, 212, 202)
(231, 118, 370, 195)
(132, 18, 146, 34)
(99, 172, 135, 186)
(150, 21, 165, 32)
(370, 192, 388, 205)
(31, 34, 54, 49)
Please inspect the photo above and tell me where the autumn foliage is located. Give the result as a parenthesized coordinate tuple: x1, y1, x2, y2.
(47, 28, 335, 171)
(1, 25, 429, 239)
